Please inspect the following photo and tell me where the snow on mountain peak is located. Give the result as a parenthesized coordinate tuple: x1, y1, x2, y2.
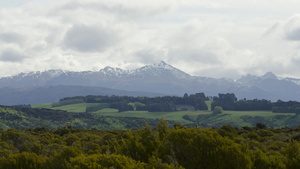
(103, 66, 115, 72)
(1, 61, 191, 83)
(138, 61, 175, 71)
(45, 69, 68, 78)
(262, 72, 277, 79)
(11, 69, 67, 79)
(152, 61, 173, 70)
(128, 61, 191, 80)
(100, 66, 127, 76)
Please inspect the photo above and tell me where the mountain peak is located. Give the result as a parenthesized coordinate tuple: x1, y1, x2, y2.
(262, 72, 277, 79)
(103, 66, 115, 71)
(100, 66, 126, 75)
(150, 61, 174, 70)
(156, 60, 167, 66)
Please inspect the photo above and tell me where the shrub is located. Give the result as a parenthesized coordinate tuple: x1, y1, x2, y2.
(213, 106, 223, 115)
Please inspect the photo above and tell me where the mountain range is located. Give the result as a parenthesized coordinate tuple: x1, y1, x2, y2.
(1, 61, 300, 105)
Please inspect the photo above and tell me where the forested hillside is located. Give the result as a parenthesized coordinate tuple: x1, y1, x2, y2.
(53, 93, 208, 112)
(1, 119, 300, 168)
(0, 106, 176, 130)
(2, 92, 300, 129)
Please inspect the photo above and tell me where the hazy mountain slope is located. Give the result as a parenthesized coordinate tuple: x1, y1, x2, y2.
(0, 85, 165, 105)
(0, 61, 300, 105)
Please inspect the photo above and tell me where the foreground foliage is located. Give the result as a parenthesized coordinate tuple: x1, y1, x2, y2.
(1, 119, 300, 168)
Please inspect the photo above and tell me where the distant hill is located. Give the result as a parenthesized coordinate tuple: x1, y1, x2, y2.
(0, 86, 165, 105)
(0, 61, 300, 105)
(0, 105, 170, 130)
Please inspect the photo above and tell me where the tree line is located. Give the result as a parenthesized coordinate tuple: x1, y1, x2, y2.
(211, 93, 300, 114)
(54, 93, 209, 112)
(55, 92, 300, 114)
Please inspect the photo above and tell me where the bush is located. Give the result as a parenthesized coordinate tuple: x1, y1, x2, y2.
(213, 106, 223, 114)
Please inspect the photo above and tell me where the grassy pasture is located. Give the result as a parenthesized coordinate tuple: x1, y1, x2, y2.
(32, 103, 211, 124)
(31, 103, 52, 109)
(205, 100, 212, 111)
(184, 110, 297, 128)
(51, 103, 88, 113)
(32, 103, 103, 113)
(31, 102, 299, 128)
(93, 110, 210, 124)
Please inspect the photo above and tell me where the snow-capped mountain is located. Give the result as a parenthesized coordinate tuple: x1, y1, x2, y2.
(129, 61, 191, 80)
(0, 61, 193, 88)
(237, 71, 300, 86)
(0, 61, 300, 105)
(236, 72, 278, 86)
(282, 77, 300, 85)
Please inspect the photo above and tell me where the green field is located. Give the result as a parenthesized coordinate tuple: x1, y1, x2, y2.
(93, 109, 210, 124)
(31, 102, 299, 128)
(187, 110, 297, 128)
(32, 103, 209, 124)
(31, 103, 52, 109)
(205, 100, 212, 111)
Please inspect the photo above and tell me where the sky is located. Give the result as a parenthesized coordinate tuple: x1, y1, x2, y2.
(1, 0, 300, 79)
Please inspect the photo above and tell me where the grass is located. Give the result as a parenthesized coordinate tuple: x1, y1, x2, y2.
(205, 100, 212, 111)
(32, 103, 103, 113)
(223, 111, 295, 127)
(187, 110, 297, 128)
(92, 110, 210, 124)
(224, 110, 294, 117)
(31, 102, 299, 128)
(33, 102, 207, 124)
(50, 103, 88, 113)
(31, 103, 52, 109)
(95, 108, 119, 113)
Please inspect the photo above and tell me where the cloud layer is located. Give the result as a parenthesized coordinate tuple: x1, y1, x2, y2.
(1, 0, 300, 79)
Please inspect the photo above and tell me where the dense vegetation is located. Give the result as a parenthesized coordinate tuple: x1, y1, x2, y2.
(2, 92, 300, 168)
(2, 92, 300, 130)
(211, 93, 300, 114)
(0, 106, 176, 130)
(53, 93, 300, 114)
(1, 119, 300, 168)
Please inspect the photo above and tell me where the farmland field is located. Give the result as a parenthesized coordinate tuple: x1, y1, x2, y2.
(32, 102, 299, 128)
(93, 109, 210, 124)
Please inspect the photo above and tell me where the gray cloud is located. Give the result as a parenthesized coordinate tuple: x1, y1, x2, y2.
(262, 22, 281, 38)
(169, 49, 221, 65)
(0, 49, 26, 62)
(62, 25, 119, 52)
(0, 32, 25, 44)
(291, 57, 300, 66)
(134, 49, 166, 64)
(286, 28, 300, 41)
(194, 67, 242, 79)
(283, 15, 300, 41)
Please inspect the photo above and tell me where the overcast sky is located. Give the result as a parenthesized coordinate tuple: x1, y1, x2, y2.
(1, 0, 300, 79)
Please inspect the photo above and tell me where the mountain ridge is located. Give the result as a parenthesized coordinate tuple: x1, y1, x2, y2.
(2, 61, 299, 85)
(0, 61, 300, 105)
